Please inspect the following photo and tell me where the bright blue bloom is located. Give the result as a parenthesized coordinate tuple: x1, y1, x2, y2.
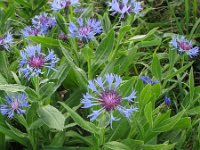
(81, 73, 138, 127)
(68, 18, 102, 42)
(21, 26, 45, 37)
(169, 35, 199, 58)
(0, 93, 29, 118)
(74, 8, 86, 13)
(108, 0, 143, 18)
(32, 13, 56, 32)
(19, 44, 59, 79)
(50, 0, 79, 11)
(140, 76, 158, 85)
(0, 32, 13, 50)
(164, 96, 171, 106)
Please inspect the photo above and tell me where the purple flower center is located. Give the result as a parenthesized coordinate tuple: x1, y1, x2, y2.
(178, 42, 192, 50)
(11, 100, 19, 110)
(99, 90, 121, 111)
(0, 37, 4, 45)
(61, 0, 71, 8)
(29, 55, 45, 68)
(59, 32, 67, 41)
(79, 26, 92, 36)
(29, 28, 40, 36)
(40, 16, 48, 24)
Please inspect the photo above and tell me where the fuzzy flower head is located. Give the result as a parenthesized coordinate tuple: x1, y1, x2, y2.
(0, 93, 29, 118)
(108, 0, 143, 18)
(169, 35, 199, 58)
(19, 44, 59, 79)
(81, 74, 138, 127)
(140, 76, 159, 85)
(32, 13, 56, 31)
(50, 0, 79, 11)
(164, 96, 171, 106)
(21, 26, 45, 37)
(68, 18, 102, 42)
(0, 32, 13, 50)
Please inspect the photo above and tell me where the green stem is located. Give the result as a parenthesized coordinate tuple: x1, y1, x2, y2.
(133, 64, 139, 75)
(99, 128, 105, 148)
(70, 39, 79, 66)
(35, 76, 40, 95)
(0, 133, 5, 150)
(88, 59, 92, 80)
(179, 55, 185, 101)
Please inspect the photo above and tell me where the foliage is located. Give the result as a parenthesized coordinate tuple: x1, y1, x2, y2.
(0, 0, 199, 149)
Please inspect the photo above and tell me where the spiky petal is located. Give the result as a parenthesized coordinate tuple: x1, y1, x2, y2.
(81, 73, 138, 127)
(0, 93, 29, 118)
(19, 44, 59, 79)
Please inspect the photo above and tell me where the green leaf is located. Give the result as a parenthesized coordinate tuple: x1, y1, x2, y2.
(144, 142, 175, 150)
(153, 110, 185, 132)
(0, 51, 9, 78)
(0, 84, 26, 92)
(102, 12, 111, 33)
(38, 62, 70, 99)
(0, 124, 30, 147)
(80, 4, 93, 18)
(0, 73, 7, 84)
(50, 132, 65, 147)
(187, 106, 200, 115)
(65, 131, 94, 146)
(59, 102, 98, 134)
(152, 54, 161, 81)
(29, 36, 67, 48)
(104, 141, 131, 150)
(92, 29, 115, 73)
(119, 77, 136, 97)
(108, 118, 130, 141)
(139, 84, 152, 109)
(56, 13, 68, 34)
(4, 4, 15, 20)
(128, 27, 159, 41)
(164, 62, 193, 80)
(37, 105, 65, 131)
(39, 82, 56, 99)
(25, 87, 39, 100)
(27, 102, 39, 126)
(60, 43, 87, 89)
(137, 37, 161, 48)
(144, 102, 153, 128)
(122, 139, 144, 150)
(189, 67, 194, 103)
(14, 0, 31, 8)
(81, 46, 94, 61)
(169, 49, 177, 69)
(173, 117, 191, 129)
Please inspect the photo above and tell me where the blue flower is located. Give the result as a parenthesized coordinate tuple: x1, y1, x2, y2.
(32, 13, 56, 32)
(169, 35, 199, 58)
(0, 32, 13, 50)
(21, 26, 45, 37)
(50, 0, 79, 11)
(81, 73, 138, 127)
(140, 76, 158, 85)
(68, 18, 102, 42)
(164, 96, 171, 106)
(19, 44, 59, 79)
(0, 93, 29, 118)
(108, 0, 143, 19)
(74, 8, 86, 13)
